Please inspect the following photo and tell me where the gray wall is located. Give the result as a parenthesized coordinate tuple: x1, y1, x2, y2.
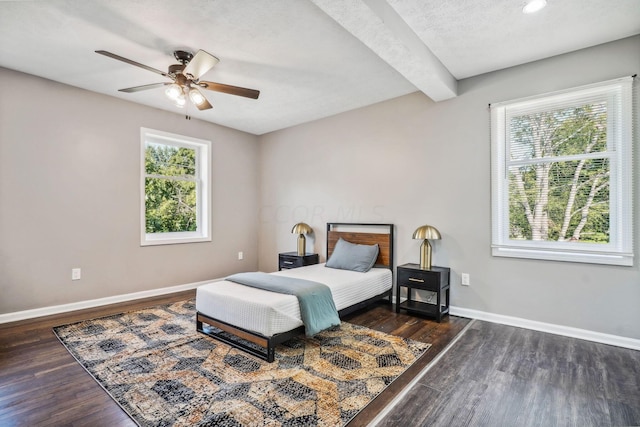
(258, 36, 640, 340)
(0, 67, 260, 313)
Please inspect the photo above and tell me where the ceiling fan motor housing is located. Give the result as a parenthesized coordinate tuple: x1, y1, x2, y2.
(173, 50, 193, 64)
(168, 64, 186, 76)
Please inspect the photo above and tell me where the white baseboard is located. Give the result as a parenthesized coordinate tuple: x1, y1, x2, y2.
(450, 306, 640, 351)
(5, 287, 638, 351)
(0, 278, 222, 324)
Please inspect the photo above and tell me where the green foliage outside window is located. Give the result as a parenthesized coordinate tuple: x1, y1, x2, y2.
(145, 143, 198, 233)
(508, 104, 610, 243)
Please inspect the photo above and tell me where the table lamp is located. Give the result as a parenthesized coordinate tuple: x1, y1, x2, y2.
(291, 222, 313, 256)
(412, 225, 441, 270)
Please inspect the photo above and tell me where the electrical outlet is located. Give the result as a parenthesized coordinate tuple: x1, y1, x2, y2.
(461, 273, 470, 286)
(71, 268, 81, 281)
(238, 251, 244, 260)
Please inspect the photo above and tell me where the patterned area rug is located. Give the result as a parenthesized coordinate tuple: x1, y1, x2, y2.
(54, 300, 430, 426)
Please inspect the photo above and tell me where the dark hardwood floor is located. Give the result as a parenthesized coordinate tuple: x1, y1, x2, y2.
(375, 320, 640, 427)
(344, 303, 470, 426)
(6, 292, 636, 427)
(0, 292, 199, 427)
(0, 291, 469, 426)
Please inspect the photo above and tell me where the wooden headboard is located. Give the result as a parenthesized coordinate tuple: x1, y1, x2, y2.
(326, 223, 394, 270)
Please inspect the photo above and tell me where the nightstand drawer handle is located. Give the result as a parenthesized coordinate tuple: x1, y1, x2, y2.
(408, 277, 424, 283)
(283, 261, 294, 264)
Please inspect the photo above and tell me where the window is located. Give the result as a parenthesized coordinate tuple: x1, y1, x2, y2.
(490, 77, 633, 266)
(140, 128, 211, 246)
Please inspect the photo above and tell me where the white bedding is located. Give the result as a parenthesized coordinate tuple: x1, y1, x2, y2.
(195, 263, 392, 337)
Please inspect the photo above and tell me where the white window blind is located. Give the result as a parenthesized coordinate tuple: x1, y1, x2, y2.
(490, 77, 634, 266)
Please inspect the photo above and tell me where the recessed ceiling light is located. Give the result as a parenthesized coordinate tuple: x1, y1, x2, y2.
(523, 0, 547, 14)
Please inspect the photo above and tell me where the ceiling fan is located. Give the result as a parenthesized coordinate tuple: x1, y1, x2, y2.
(95, 49, 260, 111)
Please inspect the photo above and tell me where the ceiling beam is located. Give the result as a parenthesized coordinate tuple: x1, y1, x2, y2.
(311, 0, 457, 102)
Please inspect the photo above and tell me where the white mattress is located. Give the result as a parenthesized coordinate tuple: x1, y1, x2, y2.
(195, 263, 392, 337)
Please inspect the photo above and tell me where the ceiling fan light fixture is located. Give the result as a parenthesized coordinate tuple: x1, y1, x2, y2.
(175, 93, 186, 108)
(189, 89, 207, 106)
(165, 83, 182, 100)
(522, 0, 547, 14)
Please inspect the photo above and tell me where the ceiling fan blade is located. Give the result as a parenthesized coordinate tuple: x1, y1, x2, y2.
(95, 50, 169, 77)
(199, 81, 260, 99)
(195, 97, 212, 111)
(119, 82, 170, 93)
(182, 50, 219, 80)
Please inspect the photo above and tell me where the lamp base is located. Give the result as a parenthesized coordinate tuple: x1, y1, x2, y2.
(419, 240, 433, 270)
(297, 234, 306, 256)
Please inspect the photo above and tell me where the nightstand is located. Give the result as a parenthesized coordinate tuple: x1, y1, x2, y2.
(278, 252, 319, 270)
(396, 263, 450, 322)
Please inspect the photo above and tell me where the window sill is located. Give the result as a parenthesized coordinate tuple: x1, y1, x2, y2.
(141, 233, 211, 246)
(492, 246, 633, 266)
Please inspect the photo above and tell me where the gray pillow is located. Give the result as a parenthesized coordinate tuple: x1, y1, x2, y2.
(325, 238, 379, 272)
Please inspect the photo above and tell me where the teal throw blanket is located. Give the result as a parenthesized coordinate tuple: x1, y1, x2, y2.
(226, 272, 340, 336)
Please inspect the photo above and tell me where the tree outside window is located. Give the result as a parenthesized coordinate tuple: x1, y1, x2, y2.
(145, 143, 197, 233)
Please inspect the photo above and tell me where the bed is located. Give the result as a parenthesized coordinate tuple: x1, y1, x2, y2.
(196, 222, 394, 362)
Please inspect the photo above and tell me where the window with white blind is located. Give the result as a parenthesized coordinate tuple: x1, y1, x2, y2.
(140, 128, 211, 246)
(490, 77, 634, 266)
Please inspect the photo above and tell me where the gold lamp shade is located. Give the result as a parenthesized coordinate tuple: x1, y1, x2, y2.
(291, 222, 313, 256)
(412, 225, 441, 270)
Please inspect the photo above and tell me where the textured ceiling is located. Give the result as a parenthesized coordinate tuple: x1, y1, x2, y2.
(0, 0, 638, 135)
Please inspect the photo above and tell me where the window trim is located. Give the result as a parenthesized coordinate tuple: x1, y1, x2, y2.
(140, 127, 212, 246)
(490, 77, 634, 266)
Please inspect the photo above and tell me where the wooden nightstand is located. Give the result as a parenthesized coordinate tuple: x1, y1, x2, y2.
(396, 263, 450, 322)
(278, 252, 319, 271)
